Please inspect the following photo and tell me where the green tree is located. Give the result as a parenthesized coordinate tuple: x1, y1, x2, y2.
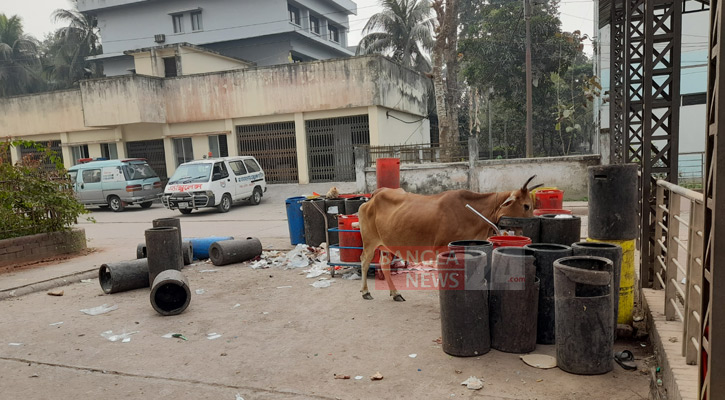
(356, 0, 434, 72)
(460, 0, 591, 157)
(0, 14, 44, 97)
(48, 2, 102, 88)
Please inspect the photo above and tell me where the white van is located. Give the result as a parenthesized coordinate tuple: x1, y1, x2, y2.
(161, 156, 266, 214)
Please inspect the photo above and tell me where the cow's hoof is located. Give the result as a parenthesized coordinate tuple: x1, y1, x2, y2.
(393, 294, 406, 302)
(362, 293, 374, 300)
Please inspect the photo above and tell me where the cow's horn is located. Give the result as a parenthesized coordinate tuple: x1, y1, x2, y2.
(522, 175, 537, 191)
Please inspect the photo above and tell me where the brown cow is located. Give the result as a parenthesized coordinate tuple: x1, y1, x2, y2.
(358, 175, 542, 301)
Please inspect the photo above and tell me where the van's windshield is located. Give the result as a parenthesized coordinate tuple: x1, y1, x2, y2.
(123, 163, 158, 180)
(168, 164, 212, 185)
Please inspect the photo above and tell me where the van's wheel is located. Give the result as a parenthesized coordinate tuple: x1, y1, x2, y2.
(250, 187, 263, 205)
(108, 195, 124, 212)
(179, 209, 192, 215)
(217, 193, 232, 213)
(140, 201, 153, 209)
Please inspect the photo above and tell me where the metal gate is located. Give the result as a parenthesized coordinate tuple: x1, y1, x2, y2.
(18, 140, 63, 172)
(306, 115, 370, 182)
(236, 122, 298, 183)
(125, 139, 167, 181)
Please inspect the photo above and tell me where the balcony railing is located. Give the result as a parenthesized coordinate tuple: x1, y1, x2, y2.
(653, 179, 705, 364)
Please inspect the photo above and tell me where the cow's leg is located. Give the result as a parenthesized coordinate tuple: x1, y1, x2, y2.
(360, 246, 376, 300)
(380, 253, 405, 302)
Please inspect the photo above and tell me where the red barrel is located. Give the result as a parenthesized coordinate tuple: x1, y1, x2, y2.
(533, 209, 572, 216)
(376, 158, 400, 189)
(488, 235, 532, 249)
(338, 215, 363, 262)
(535, 190, 564, 209)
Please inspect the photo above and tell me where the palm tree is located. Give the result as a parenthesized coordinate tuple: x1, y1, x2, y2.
(50, 2, 102, 87)
(0, 14, 44, 97)
(356, 0, 434, 72)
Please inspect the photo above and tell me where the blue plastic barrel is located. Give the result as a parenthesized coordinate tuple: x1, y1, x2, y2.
(184, 236, 234, 259)
(285, 196, 306, 245)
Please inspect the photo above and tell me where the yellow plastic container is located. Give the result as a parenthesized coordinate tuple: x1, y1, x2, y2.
(587, 238, 635, 324)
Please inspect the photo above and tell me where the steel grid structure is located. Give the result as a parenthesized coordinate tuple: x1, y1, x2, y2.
(610, 0, 627, 164)
(703, 0, 724, 397)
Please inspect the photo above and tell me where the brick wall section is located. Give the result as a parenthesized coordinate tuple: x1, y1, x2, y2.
(0, 228, 87, 267)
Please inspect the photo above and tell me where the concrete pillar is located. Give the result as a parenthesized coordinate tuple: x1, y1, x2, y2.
(9, 141, 19, 165)
(225, 119, 239, 157)
(599, 129, 611, 165)
(115, 127, 127, 159)
(88, 144, 102, 159)
(468, 136, 480, 192)
(162, 125, 176, 176)
(368, 106, 380, 145)
(60, 132, 73, 169)
(294, 112, 309, 184)
(192, 135, 208, 160)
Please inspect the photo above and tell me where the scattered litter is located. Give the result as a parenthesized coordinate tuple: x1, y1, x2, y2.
(370, 372, 384, 381)
(640, 343, 647, 347)
(80, 279, 94, 283)
(434, 337, 443, 345)
(207, 333, 222, 340)
(8, 343, 22, 346)
(536, 379, 543, 383)
(520, 354, 557, 369)
(343, 272, 361, 280)
(30, 373, 39, 378)
(195, 289, 206, 295)
(461, 376, 484, 390)
(657, 379, 663, 386)
(173, 334, 187, 341)
(334, 374, 350, 379)
(554, 214, 574, 219)
(669, 337, 679, 343)
(232, 304, 241, 309)
(47, 289, 64, 296)
(100, 330, 138, 342)
(633, 315, 644, 322)
(276, 286, 292, 289)
(311, 280, 331, 288)
(80, 304, 118, 316)
(454, 370, 462, 374)
(681, 278, 687, 284)
(199, 269, 218, 273)
(262, 312, 269, 315)
(354, 376, 363, 380)
(250, 260, 269, 269)
(248, 244, 330, 270)
(305, 263, 328, 278)
(49, 322, 64, 326)
(235, 394, 244, 400)
(409, 354, 417, 358)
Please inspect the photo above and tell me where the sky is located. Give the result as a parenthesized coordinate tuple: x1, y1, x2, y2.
(2, 0, 596, 50)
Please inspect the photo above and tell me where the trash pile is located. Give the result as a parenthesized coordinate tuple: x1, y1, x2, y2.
(248, 243, 330, 272)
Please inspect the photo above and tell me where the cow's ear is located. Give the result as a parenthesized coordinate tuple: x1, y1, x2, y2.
(502, 194, 516, 207)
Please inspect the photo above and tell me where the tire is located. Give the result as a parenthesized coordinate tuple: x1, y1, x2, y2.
(179, 209, 193, 215)
(108, 195, 124, 212)
(140, 201, 153, 209)
(250, 187, 263, 205)
(217, 193, 232, 213)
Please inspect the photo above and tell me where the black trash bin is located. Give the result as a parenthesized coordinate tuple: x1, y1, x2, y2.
(554, 256, 614, 375)
(489, 247, 539, 353)
(524, 243, 572, 344)
(302, 198, 326, 247)
(448, 240, 493, 282)
(437, 250, 490, 357)
(498, 216, 541, 243)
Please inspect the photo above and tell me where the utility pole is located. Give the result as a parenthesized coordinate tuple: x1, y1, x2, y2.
(524, 0, 534, 158)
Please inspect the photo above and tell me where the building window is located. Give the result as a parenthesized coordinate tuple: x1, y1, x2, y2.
(174, 138, 194, 166)
(310, 15, 320, 34)
(208, 135, 228, 158)
(288, 4, 300, 25)
(191, 11, 203, 31)
(100, 143, 118, 160)
(172, 14, 184, 33)
(328, 25, 339, 43)
(71, 145, 89, 165)
(163, 57, 178, 78)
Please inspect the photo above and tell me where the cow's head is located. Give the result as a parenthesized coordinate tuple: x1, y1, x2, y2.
(494, 175, 542, 221)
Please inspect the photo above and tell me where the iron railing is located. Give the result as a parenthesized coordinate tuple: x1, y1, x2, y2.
(653, 179, 704, 365)
(362, 141, 470, 168)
